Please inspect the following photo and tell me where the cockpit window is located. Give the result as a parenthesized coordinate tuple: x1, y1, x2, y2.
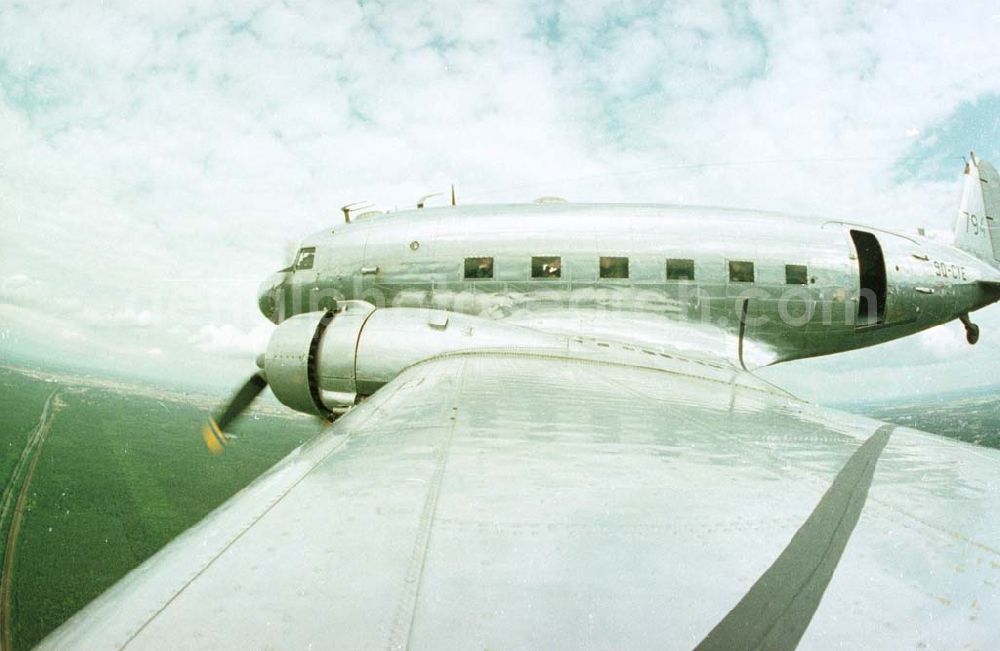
(531, 256, 562, 279)
(464, 257, 494, 279)
(294, 247, 316, 271)
(599, 256, 629, 279)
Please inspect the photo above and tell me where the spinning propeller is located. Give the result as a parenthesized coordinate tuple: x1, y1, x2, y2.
(202, 368, 268, 455)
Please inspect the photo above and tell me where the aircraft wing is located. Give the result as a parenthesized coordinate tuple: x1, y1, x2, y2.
(40, 352, 1000, 649)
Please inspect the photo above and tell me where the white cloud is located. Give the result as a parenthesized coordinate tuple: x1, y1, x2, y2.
(917, 323, 969, 359)
(57, 327, 88, 343)
(0, 274, 31, 293)
(191, 323, 272, 357)
(79, 307, 158, 328)
(2, 1, 1000, 400)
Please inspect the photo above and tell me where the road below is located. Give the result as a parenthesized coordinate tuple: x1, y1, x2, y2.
(0, 387, 63, 651)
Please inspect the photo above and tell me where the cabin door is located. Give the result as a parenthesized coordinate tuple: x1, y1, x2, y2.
(849, 229, 887, 326)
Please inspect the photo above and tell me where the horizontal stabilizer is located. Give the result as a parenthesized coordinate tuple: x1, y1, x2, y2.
(977, 279, 1000, 302)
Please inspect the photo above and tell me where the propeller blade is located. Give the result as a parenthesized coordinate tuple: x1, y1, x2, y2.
(202, 417, 227, 455)
(202, 371, 268, 455)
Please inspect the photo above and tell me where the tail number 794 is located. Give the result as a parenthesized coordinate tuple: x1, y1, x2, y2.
(967, 213, 989, 237)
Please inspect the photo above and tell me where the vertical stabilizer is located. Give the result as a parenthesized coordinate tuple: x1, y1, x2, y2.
(954, 152, 1000, 264)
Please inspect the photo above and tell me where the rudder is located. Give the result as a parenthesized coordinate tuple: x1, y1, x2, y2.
(954, 152, 1000, 264)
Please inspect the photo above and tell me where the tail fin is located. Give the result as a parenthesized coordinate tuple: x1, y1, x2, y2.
(954, 152, 1000, 264)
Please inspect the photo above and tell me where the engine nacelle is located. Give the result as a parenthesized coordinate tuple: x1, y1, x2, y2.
(264, 301, 562, 417)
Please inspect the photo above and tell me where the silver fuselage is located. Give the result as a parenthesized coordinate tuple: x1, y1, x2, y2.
(258, 204, 1000, 367)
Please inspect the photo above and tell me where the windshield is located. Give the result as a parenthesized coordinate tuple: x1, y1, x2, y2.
(294, 246, 316, 270)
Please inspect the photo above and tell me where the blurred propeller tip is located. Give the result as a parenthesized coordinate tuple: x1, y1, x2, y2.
(202, 417, 228, 455)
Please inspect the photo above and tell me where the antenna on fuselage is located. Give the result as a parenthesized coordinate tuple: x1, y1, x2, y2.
(417, 186, 457, 209)
(341, 201, 374, 223)
(417, 193, 442, 209)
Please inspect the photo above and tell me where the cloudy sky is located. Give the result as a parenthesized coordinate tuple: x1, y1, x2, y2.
(1, 1, 1000, 401)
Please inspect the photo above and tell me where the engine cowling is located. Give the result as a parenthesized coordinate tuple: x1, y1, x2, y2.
(263, 301, 562, 417)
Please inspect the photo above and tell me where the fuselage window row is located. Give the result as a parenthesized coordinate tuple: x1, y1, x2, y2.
(459, 257, 808, 284)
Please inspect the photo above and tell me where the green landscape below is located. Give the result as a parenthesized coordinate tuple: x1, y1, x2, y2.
(0, 362, 318, 650)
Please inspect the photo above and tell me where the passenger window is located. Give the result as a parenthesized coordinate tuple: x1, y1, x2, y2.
(785, 264, 808, 285)
(294, 247, 316, 270)
(531, 256, 562, 279)
(599, 256, 629, 279)
(728, 260, 754, 282)
(666, 258, 695, 280)
(464, 257, 494, 279)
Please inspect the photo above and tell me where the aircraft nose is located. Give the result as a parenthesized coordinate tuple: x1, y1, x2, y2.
(257, 271, 288, 324)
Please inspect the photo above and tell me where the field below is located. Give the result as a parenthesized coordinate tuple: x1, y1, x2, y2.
(841, 385, 1000, 449)
(0, 364, 319, 650)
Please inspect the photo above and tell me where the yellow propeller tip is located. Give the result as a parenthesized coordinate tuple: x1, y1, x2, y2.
(202, 418, 228, 455)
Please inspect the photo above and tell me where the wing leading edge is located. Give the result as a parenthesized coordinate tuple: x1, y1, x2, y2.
(40, 353, 1000, 649)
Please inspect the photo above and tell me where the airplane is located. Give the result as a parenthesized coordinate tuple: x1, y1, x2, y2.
(40, 155, 1000, 649)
